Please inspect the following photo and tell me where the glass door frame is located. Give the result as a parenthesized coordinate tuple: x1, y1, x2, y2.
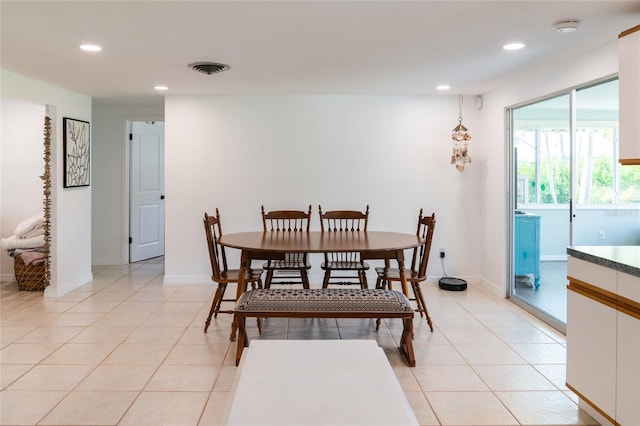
(506, 101, 569, 333)
(505, 75, 618, 332)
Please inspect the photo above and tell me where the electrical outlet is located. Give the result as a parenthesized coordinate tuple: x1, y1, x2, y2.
(439, 247, 446, 258)
(598, 231, 605, 240)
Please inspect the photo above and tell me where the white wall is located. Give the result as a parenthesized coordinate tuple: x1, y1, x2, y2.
(164, 95, 484, 285)
(0, 98, 46, 277)
(523, 207, 640, 259)
(91, 104, 164, 265)
(0, 69, 92, 296)
(479, 41, 621, 294)
(3, 41, 619, 298)
(85, 40, 633, 300)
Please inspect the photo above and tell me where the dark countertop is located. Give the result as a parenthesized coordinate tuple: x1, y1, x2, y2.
(567, 246, 640, 278)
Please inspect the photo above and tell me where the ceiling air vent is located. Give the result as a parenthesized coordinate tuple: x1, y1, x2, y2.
(189, 62, 230, 75)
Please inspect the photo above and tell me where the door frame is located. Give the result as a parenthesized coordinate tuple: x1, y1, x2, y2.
(122, 115, 164, 264)
(505, 75, 618, 332)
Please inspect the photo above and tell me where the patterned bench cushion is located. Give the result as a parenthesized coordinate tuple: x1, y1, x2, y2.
(236, 288, 413, 313)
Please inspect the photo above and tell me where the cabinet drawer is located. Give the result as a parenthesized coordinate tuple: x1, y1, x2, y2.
(617, 311, 640, 425)
(566, 290, 617, 421)
(567, 257, 617, 293)
(618, 272, 640, 304)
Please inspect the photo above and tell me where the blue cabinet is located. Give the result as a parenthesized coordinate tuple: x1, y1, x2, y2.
(515, 213, 540, 288)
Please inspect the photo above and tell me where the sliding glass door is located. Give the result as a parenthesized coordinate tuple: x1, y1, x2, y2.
(512, 94, 571, 326)
(509, 78, 639, 330)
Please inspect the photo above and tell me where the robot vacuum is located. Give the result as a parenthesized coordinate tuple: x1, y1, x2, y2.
(438, 276, 467, 291)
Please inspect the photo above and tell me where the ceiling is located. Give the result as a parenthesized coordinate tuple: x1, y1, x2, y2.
(1, 1, 639, 106)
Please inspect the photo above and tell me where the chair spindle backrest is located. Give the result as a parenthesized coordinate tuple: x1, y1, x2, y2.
(411, 209, 436, 278)
(318, 205, 369, 232)
(318, 205, 370, 264)
(261, 205, 312, 232)
(203, 209, 228, 281)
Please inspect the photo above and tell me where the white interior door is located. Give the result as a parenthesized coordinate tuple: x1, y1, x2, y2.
(130, 121, 165, 263)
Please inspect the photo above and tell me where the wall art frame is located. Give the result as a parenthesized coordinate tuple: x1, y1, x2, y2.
(63, 117, 90, 188)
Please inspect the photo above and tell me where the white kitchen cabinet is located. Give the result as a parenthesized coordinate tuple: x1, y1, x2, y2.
(567, 255, 640, 425)
(616, 272, 640, 426)
(619, 25, 640, 165)
(566, 258, 617, 423)
(567, 290, 617, 420)
(617, 311, 640, 425)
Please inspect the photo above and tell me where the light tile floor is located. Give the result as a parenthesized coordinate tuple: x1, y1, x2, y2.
(1, 258, 598, 425)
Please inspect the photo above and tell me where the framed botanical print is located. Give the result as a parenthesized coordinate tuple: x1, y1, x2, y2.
(63, 117, 90, 188)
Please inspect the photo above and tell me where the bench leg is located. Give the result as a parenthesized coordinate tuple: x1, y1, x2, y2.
(229, 316, 237, 342)
(235, 315, 249, 366)
(399, 317, 416, 367)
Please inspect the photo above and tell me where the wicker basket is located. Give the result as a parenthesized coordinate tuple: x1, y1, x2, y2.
(14, 254, 46, 291)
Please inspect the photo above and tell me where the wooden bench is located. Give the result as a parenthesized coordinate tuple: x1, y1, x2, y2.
(234, 288, 416, 366)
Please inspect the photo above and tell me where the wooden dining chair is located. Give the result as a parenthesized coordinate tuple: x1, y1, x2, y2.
(203, 210, 264, 333)
(261, 205, 312, 288)
(318, 205, 370, 288)
(375, 209, 436, 331)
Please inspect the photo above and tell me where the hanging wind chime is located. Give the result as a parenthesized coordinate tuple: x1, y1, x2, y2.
(451, 94, 471, 172)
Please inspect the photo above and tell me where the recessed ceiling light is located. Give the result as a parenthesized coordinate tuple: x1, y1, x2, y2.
(503, 42, 525, 51)
(79, 44, 101, 52)
(436, 85, 451, 91)
(154, 85, 169, 91)
(554, 19, 580, 33)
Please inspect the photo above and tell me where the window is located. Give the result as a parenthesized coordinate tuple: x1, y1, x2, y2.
(514, 94, 570, 205)
(515, 79, 640, 207)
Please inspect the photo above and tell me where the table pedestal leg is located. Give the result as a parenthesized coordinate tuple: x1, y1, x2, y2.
(395, 249, 409, 299)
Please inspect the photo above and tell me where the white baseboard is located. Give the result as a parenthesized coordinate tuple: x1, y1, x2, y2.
(473, 276, 506, 298)
(425, 275, 504, 298)
(1, 273, 16, 281)
(541, 255, 567, 262)
(44, 272, 93, 297)
(92, 258, 126, 266)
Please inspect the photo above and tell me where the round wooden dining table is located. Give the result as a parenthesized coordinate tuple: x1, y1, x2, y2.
(218, 230, 425, 340)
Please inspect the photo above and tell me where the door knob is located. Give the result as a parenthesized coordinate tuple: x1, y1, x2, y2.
(160, 195, 165, 200)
